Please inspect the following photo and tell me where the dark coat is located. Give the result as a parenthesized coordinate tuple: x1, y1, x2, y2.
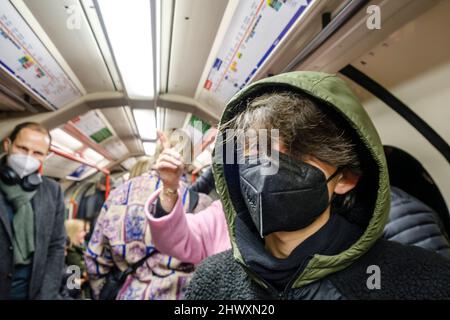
(191, 167, 215, 195)
(186, 240, 450, 300)
(66, 245, 86, 274)
(384, 187, 450, 258)
(192, 72, 450, 300)
(0, 177, 66, 299)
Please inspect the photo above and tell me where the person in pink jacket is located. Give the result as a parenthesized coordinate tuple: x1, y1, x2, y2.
(145, 131, 231, 265)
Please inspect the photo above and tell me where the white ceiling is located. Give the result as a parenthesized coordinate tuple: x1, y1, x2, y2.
(343, 0, 450, 206)
(1, 0, 448, 194)
(11, 0, 231, 170)
(167, 0, 229, 97)
(350, 0, 450, 102)
(23, 0, 116, 93)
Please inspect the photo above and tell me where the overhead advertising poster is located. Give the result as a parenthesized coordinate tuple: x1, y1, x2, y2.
(67, 164, 89, 179)
(103, 138, 129, 160)
(202, 0, 313, 105)
(43, 153, 82, 179)
(66, 164, 96, 181)
(0, 1, 81, 109)
(184, 114, 212, 147)
(72, 111, 113, 144)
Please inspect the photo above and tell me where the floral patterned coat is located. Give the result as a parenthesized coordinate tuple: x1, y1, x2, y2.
(85, 173, 208, 300)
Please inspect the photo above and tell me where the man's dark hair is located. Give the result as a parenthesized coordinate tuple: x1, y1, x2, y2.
(8, 122, 52, 147)
(226, 91, 363, 213)
(229, 92, 361, 168)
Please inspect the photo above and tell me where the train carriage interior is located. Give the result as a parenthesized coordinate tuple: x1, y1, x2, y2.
(0, 0, 449, 302)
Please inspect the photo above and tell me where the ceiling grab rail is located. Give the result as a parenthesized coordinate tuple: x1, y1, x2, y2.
(340, 65, 450, 164)
(281, 0, 370, 73)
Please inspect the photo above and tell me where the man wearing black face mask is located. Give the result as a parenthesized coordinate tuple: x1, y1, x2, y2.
(145, 72, 450, 299)
(0, 122, 66, 300)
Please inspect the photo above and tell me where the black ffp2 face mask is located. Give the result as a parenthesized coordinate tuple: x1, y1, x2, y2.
(238, 152, 339, 238)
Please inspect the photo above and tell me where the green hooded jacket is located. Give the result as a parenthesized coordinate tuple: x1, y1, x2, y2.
(212, 71, 391, 289)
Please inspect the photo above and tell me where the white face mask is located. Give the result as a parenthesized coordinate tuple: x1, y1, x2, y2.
(7, 153, 41, 179)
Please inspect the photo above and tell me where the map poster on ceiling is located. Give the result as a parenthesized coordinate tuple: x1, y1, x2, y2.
(68, 164, 89, 179)
(43, 153, 82, 179)
(0, 1, 81, 109)
(202, 0, 313, 105)
(72, 111, 113, 144)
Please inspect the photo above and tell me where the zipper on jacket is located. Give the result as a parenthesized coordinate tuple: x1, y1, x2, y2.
(238, 262, 281, 299)
(238, 256, 313, 300)
(282, 255, 313, 297)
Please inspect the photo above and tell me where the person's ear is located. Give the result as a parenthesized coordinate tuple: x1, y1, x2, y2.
(333, 168, 361, 195)
(3, 138, 11, 153)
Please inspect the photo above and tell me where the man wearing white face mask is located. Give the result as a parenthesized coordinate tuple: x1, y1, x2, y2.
(0, 122, 66, 300)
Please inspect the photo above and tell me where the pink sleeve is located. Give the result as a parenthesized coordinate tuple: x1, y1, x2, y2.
(145, 190, 231, 264)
